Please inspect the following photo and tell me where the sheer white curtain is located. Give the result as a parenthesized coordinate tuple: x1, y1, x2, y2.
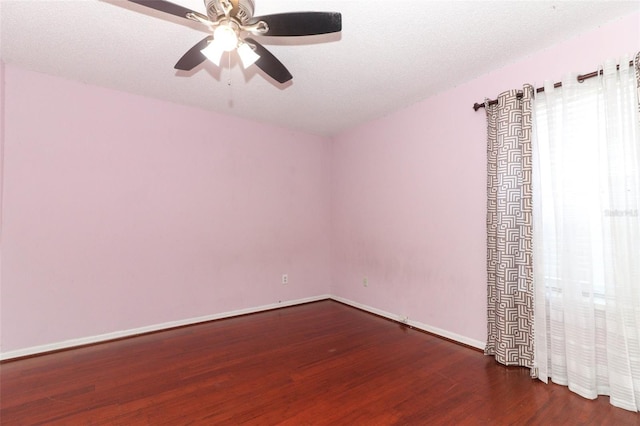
(533, 55, 640, 412)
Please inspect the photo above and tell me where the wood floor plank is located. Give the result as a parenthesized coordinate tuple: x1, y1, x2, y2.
(1, 300, 638, 425)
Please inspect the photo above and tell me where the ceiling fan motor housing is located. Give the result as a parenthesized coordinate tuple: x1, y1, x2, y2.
(206, 0, 255, 23)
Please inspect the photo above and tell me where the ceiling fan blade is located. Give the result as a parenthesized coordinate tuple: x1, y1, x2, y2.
(175, 36, 212, 71)
(248, 12, 342, 36)
(245, 38, 292, 84)
(128, 0, 204, 20)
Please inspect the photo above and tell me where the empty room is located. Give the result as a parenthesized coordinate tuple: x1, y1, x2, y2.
(1, 0, 639, 424)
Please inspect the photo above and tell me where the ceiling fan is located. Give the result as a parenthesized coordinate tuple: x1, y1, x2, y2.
(128, 0, 342, 84)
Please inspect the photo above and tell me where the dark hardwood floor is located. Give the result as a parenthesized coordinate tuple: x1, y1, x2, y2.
(1, 300, 638, 425)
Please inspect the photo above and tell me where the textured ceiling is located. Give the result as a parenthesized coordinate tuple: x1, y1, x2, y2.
(1, 0, 639, 136)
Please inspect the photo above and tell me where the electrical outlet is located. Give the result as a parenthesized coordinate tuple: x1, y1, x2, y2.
(363, 277, 368, 287)
(282, 274, 288, 285)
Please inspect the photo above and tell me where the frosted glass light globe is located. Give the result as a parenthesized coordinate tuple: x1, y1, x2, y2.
(214, 25, 239, 52)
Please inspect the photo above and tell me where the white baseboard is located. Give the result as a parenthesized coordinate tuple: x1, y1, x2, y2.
(330, 296, 486, 350)
(0, 295, 331, 361)
(1, 294, 485, 360)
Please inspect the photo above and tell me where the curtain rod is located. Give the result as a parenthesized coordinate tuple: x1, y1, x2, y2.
(473, 60, 635, 111)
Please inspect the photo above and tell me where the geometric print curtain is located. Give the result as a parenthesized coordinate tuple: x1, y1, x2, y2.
(636, 51, 640, 117)
(484, 85, 535, 370)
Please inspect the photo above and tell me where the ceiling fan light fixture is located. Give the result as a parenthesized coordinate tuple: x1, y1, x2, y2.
(213, 24, 239, 52)
(237, 42, 260, 68)
(200, 41, 225, 65)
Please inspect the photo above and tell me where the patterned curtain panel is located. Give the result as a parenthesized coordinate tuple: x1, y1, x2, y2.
(484, 86, 534, 369)
(636, 52, 640, 117)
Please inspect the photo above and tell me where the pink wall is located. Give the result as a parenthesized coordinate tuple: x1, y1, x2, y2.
(1, 67, 331, 352)
(330, 12, 640, 345)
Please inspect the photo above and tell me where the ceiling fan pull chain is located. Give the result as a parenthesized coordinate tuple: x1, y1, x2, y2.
(227, 52, 232, 87)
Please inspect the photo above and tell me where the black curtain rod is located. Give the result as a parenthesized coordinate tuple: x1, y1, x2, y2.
(473, 60, 635, 111)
